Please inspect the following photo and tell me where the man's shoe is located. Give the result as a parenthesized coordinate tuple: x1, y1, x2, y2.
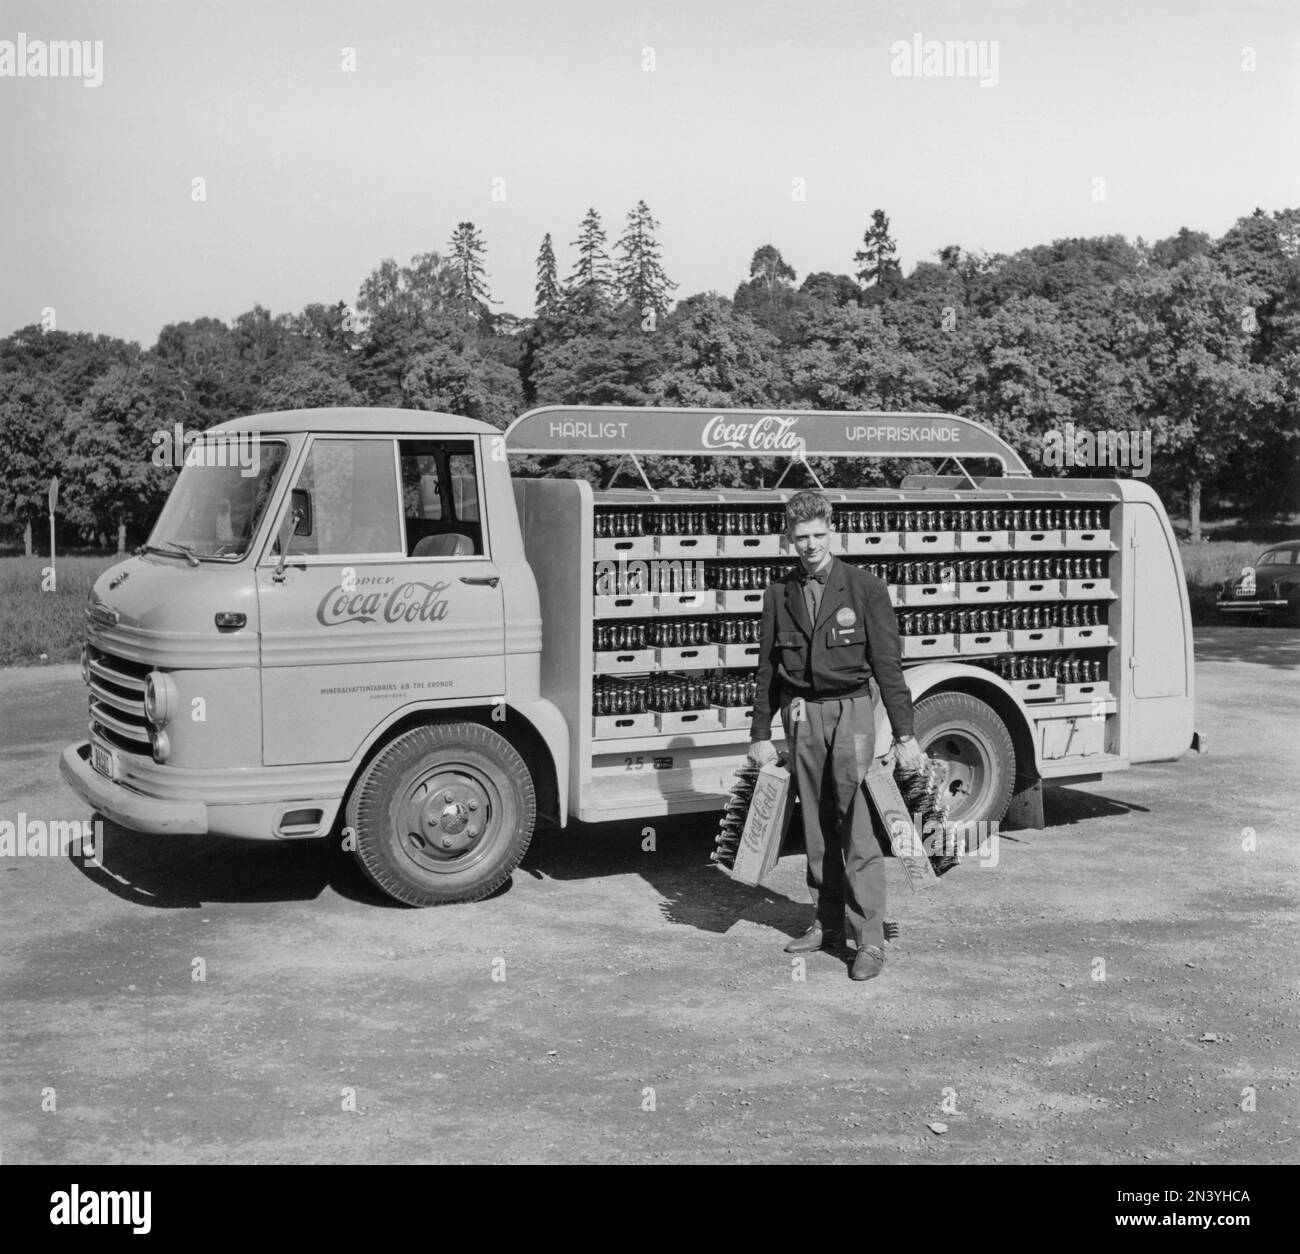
(784, 925, 842, 953)
(850, 945, 886, 981)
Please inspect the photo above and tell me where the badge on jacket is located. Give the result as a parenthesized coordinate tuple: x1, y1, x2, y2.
(836, 607, 856, 627)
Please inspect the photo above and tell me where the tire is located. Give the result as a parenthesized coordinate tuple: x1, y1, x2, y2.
(911, 692, 1016, 825)
(346, 721, 536, 906)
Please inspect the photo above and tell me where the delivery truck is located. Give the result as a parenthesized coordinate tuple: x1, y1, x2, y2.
(60, 405, 1197, 905)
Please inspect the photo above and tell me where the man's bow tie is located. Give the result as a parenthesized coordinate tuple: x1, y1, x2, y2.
(801, 567, 830, 585)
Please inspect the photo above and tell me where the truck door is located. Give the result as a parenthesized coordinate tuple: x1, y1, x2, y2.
(257, 435, 505, 767)
(1124, 501, 1194, 762)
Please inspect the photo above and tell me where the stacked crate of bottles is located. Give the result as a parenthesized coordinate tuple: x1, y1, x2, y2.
(590, 496, 1115, 739)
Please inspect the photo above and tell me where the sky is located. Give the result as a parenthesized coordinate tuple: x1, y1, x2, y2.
(1, 0, 1298, 347)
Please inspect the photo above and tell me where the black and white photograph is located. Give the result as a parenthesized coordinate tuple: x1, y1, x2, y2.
(0, 0, 1296, 1210)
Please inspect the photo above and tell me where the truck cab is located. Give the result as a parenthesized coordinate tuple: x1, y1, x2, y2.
(61, 409, 569, 904)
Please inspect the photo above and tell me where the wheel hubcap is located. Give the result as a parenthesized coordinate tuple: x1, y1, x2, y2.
(922, 728, 992, 822)
(398, 767, 497, 871)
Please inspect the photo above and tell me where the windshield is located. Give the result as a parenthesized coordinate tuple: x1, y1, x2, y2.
(148, 438, 289, 559)
(1256, 550, 1295, 567)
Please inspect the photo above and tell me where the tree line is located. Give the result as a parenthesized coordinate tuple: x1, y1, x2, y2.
(1, 200, 1297, 553)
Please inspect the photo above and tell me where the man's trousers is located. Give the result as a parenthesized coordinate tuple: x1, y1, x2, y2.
(781, 693, 885, 949)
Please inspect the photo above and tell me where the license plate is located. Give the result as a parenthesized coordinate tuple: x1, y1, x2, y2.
(1235, 586, 1255, 597)
(91, 742, 118, 780)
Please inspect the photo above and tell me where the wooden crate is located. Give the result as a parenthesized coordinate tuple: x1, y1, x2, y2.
(1010, 677, 1058, 702)
(900, 530, 956, 553)
(656, 708, 722, 734)
(1062, 681, 1112, 704)
(716, 589, 766, 613)
(655, 535, 719, 559)
(902, 633, 957, 658)
(1011, 529, 1065, 551)
(593, 649, 656, 674)
(1009, 627, 1061, 650)
(712, 704, 755, 729)
(957, 530, 1011, 552)
(1060, 625, 1107, 648)
(719, 643, 761, 667)
(1009, 579, 1063, 601)
(718, 534, 781, 557)
(957, 630, 1010, 656)
(593, 593, 655, 618)
(654, 591, 717, 615)
(957, 579, 1009, 604)
(593, 536, 654, 560)
(655, 645, 720, 669)
(847, 532, 902, 555)
(1063, 529, 1111, 550)
(1062, 578, 1111, 600)
(899, 583, 960, 606)
(592, 713, 657, 739)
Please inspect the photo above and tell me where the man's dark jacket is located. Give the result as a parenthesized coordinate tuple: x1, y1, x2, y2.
(749, 556, 915, 742)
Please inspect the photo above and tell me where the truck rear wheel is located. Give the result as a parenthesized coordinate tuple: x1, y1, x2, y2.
(346, 721, 536, 906)
(911, 692, 1015, 825)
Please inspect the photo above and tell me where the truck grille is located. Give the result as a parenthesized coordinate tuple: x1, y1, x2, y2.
(87, 646, 152, 753)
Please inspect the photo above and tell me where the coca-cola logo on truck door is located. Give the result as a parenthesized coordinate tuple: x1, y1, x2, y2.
(316, 578, 451, 626)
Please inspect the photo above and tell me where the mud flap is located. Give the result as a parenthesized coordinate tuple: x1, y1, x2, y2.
(1002, 773, 1044, 832)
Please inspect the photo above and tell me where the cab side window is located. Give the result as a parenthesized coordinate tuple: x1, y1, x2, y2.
(285, 439, 402, 558)
(399, 440, 484, 557)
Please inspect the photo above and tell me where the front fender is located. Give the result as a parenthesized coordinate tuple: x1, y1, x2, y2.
(507, 696, 570, 826)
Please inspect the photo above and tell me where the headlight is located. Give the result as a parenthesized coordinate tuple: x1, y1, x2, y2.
(80, 644, 91, 686)
(150, 729, 171, 764)
(143, 672, 178, 727)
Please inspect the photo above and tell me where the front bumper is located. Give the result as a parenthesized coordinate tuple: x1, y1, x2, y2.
(1215, 597, 1287, 614)
(60, 742, 208, 835)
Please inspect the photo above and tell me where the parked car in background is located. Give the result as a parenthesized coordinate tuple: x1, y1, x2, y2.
(1216, 541, 1300, 625)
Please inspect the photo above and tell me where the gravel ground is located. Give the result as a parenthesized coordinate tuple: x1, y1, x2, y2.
(1, 626, 1297, 1164)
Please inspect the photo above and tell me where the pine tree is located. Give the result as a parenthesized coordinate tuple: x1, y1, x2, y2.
(566, 208, 612, 311)
(535, 233, 560, 315)
(854, 209, 903, 292)
(614, 200, 677, 319)
(447, 222, 495, 316)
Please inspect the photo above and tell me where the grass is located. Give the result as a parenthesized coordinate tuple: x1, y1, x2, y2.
(0, 555, 123, 667)
(1, 532, 1291, 667)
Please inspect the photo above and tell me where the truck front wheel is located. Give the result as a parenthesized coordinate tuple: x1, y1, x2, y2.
(911, 692, 1015, 825)
(346, 721, 536, 906)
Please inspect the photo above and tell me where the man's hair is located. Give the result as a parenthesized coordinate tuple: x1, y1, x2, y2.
(785, 490, 834, 530)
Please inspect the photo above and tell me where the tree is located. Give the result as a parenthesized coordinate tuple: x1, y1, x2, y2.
(255, 358, 362, 411)
(0, 371, 66, 554)
(63, 365, 166, 552)
(614, 200, 677, 320)
(356, 252, 460, 325)
(566, 208, 612, 313)
(1148, 227, 1213, 270)
(733, 245, 804, 343)
(535, 233, 560, 315)
(963, 296, 1076, 463)
(531, 307, 666, 406)
(791, 303, 936, 415)
(400, 344, 523, 429)
(448, 222, 495, 319)
(654, 294, 785, 409)
(1118, 256, 1281, 540)
(854, 209, 903, 296)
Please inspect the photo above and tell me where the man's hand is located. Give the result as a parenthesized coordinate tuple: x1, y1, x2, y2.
(748, 739, 779, 767)
(893, 735, 928, 773)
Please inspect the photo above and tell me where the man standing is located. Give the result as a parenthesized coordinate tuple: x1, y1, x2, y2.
(749, 491, 927, 981)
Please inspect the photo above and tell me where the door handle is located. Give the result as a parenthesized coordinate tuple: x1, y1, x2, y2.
(460, 575, 500, 587)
